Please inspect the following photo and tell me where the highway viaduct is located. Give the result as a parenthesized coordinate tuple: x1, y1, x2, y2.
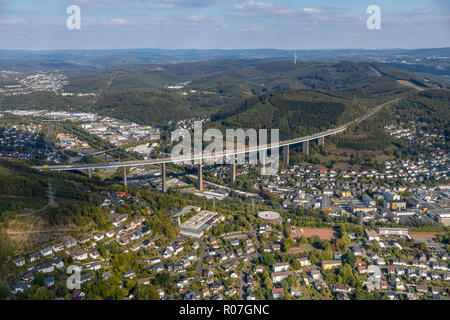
(33, 98, 399, 193)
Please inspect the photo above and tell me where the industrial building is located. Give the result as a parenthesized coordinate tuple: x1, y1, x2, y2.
(179, 210, 224, 238)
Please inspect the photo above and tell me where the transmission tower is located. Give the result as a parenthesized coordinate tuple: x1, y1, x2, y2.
(47, 178, 57, 207)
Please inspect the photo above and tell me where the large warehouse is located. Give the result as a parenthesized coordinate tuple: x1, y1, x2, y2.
(257, 211, 282, 224)
(179, 210, 224, 238)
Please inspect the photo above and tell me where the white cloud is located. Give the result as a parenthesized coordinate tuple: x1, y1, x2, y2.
(185, 15, 208, 22)
(240, 26, 263, 31)
(181, 15, 215, 24)
(102, 18, 129, 25)
(0, 18, 27, 25)
(412, 9, 430, 14)
(302, 8, 322, 14)
(233, 0, 298, 16)
(214, 24, 229, 31)
(135, 0, 227, 9)
(399, 8, 432, 17)
(136, 4, 176, 9)
(234, 0, 273, 10)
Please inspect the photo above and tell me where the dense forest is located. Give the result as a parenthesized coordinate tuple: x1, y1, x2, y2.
(288, 88, 449, 169)
(0, 160, 111, 228)
(210, 89, 373, 139)
(1, 60, 428, 127)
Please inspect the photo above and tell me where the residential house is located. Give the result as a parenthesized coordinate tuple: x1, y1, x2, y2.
(40, 247, 53, 257)
(28, 252, 40, 263)
(93, 233, 104, 241)
(45, 277, 55, 287)
(365, 229, 380, 241)
(35, 263, 54, 274)
(273, 262, 290, 273)
(89, 248, 100, 260)
(74, 249, 88, 261)
(272, 271, 293, 283)
(297, 257, 311, 267)
(272, 288, 284, 299)
(290, 287, 302, 298)
(309, 269, 322, 280)
(254, 266, 264, 274)
(106, 231, 115, 238)
(52, 258, 64, 269)
(321, 260, 342, 270)
(13, 257, 25, 267)
(64, 238, 77, 248)
(78, 236, 91, 245)
(52, 243, 64, 253)
(123, 270, 136, 279)
(331, 284, 353, 293)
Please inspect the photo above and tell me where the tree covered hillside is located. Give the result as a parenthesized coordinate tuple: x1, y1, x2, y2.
(211, 90, 378, 139)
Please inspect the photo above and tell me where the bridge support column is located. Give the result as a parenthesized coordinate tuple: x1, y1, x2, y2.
(162, 163, 167, 193)
(88, 169, 92, 178)
(260, 151, 266, 175)
(283, 145, 290, 166)
(318, 136, 324, 147)
(232, 154, 236, 184)
(123, 167, 127, 186)
(302, 141, 310, 156)
(198, 159, 204, 192)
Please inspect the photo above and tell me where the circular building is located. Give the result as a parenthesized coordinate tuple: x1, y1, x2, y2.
(257, 211, 282, 224)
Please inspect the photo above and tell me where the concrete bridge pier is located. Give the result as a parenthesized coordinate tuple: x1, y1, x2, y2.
(302, 141, 310, 155)
(283, 145, 290, 166)
(88, 169, 92, 178)
(123, 167, 127, 186)
(198, 159, 204, 191)
(318, 136, 324, 147)
(232, 154, 236, 184)
(260, 151, 266, 175)
(162, 163, 167, 193)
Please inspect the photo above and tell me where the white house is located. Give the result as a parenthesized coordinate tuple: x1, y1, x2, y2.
(40, 247, 53, 257)
(74, 250, 88, 261)
(273, 262, 290, 273)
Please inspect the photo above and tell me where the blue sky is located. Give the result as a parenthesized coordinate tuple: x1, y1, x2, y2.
(0, 0, 448, 50)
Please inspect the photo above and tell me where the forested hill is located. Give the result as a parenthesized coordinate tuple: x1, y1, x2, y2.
(0, 59, 436, 126)
(394, 89, 450, 135)
(64, 60, 419, 97)
(211, 89, 384, 140)
(94, 88, 192, 124)
(0, 160, 110, 227)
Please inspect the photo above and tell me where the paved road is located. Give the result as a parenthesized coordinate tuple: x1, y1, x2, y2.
(239, 227, 261, 299)
(44, 123, 55, 145)
(195, 240, 206, 273)
(239, 253, 258, 299)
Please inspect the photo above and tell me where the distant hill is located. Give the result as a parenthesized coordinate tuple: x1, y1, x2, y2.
(69, 60, 420, 127)
(0, 59, 439, 128)
(1, 47, 449, 72)
(64, 59, 425, 95)
(95, 88, 192, 124)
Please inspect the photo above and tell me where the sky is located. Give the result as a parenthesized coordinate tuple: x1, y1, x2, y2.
(0, 0, 449, 50)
